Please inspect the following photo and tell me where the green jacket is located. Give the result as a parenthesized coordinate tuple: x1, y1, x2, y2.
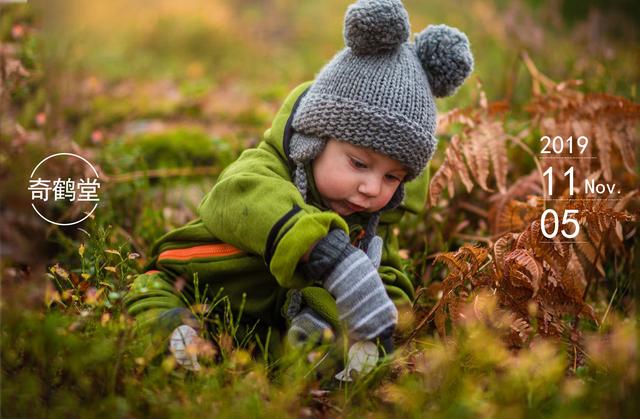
(126, 82, 427, 343)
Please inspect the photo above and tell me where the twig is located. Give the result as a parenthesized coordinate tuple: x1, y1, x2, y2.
(581, 223, 611, 301)
(520, 51, 556, 95)
(599, 287, 618, 330)
(102, 166, 222, 185)
(114, 225, 146, 260)
(457, 201, 489, 218)
(407, 252, 494, 343)
(406, 297, 445, 343)
(451, 233, 492, 244)
(572, 223, 612, 332)
(506, 133, 546, 204)
(110, 328, 128, 394)
(504, 50, 521, 102)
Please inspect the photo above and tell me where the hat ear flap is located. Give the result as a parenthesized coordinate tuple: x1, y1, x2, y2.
(289, 132, 327, 201)
(415, 24, 474, 98)
(289, 132, 326, 164)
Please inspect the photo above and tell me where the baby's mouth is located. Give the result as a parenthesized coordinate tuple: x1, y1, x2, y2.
(344, 201, 366, 212)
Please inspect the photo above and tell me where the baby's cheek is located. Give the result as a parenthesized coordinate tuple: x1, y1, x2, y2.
(379, 187, 398, 208)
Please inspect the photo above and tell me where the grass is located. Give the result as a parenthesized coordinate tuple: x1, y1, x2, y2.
(1, 0, 639, 417)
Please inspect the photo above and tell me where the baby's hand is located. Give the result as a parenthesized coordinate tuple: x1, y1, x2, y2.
(365, 235, 383, 269)
(303, 229, 397, 341)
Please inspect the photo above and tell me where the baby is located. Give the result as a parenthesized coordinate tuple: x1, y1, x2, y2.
(124, 0, 473, 371)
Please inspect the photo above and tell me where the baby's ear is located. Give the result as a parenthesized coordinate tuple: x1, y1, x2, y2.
(414, 24, 474, 98)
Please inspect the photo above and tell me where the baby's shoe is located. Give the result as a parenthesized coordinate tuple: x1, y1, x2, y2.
(169, 324, 201, 372)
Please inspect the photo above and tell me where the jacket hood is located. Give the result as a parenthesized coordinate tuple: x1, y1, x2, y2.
(263, 81, 313, 169)
(264, 81, 428, 218)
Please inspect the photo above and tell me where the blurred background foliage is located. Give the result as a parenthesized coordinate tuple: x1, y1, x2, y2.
(1, 0, 638, 417)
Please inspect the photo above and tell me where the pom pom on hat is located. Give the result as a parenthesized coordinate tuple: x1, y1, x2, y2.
(344, 0, 410, 55)
(293, 1, 475, 188)
(415, 24, 474, 97)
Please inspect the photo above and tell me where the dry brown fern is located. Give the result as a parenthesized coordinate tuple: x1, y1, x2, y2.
(523, 52, 639, 186)
(430, 54, 639, 209)
(409, 244, 490, 340)
(417, 54, 639, 355)
(487, 222, 593, 346)
(430, 83, 510, 206)
(422, 188, 636, 347)
(559, 194, 636, 280)
(486, 171, 543, 235)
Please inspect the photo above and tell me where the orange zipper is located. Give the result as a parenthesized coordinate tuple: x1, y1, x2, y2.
(144, 270, 161, 275)
(158, 243, 243, 261)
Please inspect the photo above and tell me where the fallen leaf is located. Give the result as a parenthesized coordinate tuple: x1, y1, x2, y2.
(52, 264, 69, 279)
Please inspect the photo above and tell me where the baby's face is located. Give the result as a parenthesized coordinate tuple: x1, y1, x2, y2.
(312, 139, 407, 216)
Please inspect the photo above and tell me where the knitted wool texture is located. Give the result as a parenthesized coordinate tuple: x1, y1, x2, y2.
(291, 0, 474, 179)
(287, 307, 334, 347)
(303, 229, 397, 341)
(287, 234, 387, 345)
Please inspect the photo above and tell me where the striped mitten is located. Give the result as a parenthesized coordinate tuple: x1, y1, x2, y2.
(287, 307, 334, 347)
(303, 229, 397, 341)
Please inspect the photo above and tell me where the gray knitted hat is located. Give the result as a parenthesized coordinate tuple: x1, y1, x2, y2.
(290, 0, 474, 183)
(289, 0, 473, 248)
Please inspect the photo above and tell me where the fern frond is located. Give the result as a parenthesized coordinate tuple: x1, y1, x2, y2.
(466, 132, 492, 192)
(449, 135, 474, 193)
(429, 156, 455, 206)
(485, 121, 509, 194)
(493, 234, 516, 276)
(434, 305, 447, 338)
(594, 124, 613, 181)
(505, 249, 542, 295)
(459, 244, 489, 274)
(434, 252, 468, 275)
(488, 171, 542, 235)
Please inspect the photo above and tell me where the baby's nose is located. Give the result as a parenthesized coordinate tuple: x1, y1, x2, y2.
(358, 176, 382, 197)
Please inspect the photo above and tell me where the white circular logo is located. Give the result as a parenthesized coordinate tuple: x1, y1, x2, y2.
(28, 153, 101, 226)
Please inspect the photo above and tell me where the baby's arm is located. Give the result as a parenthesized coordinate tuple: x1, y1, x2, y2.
(198, 141, 348, 289)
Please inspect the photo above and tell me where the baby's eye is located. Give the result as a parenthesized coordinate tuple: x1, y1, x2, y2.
(350, 157, 367, 169)
(385, 174, 401, 182)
